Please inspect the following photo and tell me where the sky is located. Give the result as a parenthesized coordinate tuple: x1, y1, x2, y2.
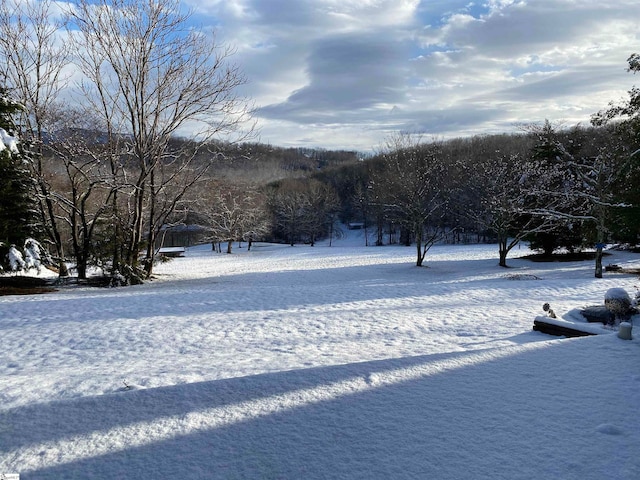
(182, 0, 640, 152)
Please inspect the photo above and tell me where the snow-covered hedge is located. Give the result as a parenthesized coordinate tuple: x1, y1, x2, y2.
(3, 238, 46, 274)
(8, 244, 25, 271)
(0, 127, 19, 154)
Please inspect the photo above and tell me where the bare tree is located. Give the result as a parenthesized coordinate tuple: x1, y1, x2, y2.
(68, 0, 252, 282)
(567, 145, 622, 278)
(590, 53, 640, 275)
(43, 106, 118, 279)
(377, 134, 450, 267)
(266, 177, 339, 246)
(352, 182, 372, 246)
(304, 179, 339, 247)
(268, 178, 311, 246)
(592, 53, 640, 136)
(469, 152, 555, 267)
(366, 162, 392, 247)
(200, 181, 270, 254)
(529, 124, 636, 278)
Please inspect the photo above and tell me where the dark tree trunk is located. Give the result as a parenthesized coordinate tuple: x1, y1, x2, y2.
(499, 238, 509, 267)
(76, 257, 87, 280)
(499, 249, 508, 268)
(595, 246, 603, 278)
(415, 227, 425, 267)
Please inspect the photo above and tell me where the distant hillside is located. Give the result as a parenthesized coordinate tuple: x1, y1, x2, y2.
(42, 131, 364, 186)
(195, 141, 364, 184)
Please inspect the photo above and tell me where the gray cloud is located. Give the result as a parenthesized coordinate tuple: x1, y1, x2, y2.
(188, 0, 640, 151)
(259, 32, 410, 121)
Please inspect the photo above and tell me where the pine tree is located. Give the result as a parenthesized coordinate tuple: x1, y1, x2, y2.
(0, 87, 39, 270)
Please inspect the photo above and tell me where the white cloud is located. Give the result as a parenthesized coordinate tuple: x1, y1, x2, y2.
(186, 0, 640, 150)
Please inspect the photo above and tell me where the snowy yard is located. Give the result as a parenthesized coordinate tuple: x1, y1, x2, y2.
(1, 232, 639, 479)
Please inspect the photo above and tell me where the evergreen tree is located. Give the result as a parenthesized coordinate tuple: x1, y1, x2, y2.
(526, 122, 584, 256)
(0, 87, 38, 270)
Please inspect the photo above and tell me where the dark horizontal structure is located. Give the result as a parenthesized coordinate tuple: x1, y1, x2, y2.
(532, 316, 608, 338)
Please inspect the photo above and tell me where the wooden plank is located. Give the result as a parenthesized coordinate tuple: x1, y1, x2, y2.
(533, 319, 599, 338)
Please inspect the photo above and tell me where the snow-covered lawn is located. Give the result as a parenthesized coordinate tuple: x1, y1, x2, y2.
(1, 232, 639, 479)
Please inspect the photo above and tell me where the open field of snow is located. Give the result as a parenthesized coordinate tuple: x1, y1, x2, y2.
(1, 231, 640, 479)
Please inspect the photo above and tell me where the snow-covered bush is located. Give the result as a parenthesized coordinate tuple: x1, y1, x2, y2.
(24, 238, 43, 274)
(2, 240, 49, 274)
(110, 271, 127, 287)
(8, 244, 25, 272)
(0, 127, 19, 154)
(604, 288, 632, 321)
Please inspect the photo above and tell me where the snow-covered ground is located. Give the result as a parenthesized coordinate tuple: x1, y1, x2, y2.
(1, 229, 639, 479)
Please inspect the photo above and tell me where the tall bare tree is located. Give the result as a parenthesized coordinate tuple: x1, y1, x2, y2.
(69, 0, 252, 282)
(304, 179, 339, 247)
(268, 178, 311, 246)
(377, 134, 450, 267)
(591, 53, 640, 275)
(468, 152, 553, 267)
(43, 105, 119, 279)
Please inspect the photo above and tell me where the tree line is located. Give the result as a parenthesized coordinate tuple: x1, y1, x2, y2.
(316, 117, 640, 275)
(0, 0, 638, 281)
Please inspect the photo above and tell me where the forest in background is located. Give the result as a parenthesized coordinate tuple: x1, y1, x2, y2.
(1, 0, 639, 284)
(17, 117, 640, 278)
